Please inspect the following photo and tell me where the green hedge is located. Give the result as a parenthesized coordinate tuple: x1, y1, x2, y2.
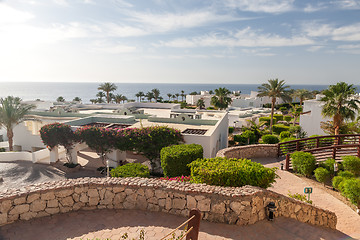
(160, 144, 203, 177)
(319, 158, 336, 174)
(273, 114, 283, 122)
(228, 127, 234, 134)
(290, 152, 316, 177)
(259, 117, 276, 126)
(314, 167, 330, 185)
(332, 171, 355, 191)
(284, 115, 292, 122)
(261, 134, 279, 144)
(110, 163, 150, 178)
(188, 157, 277, 188)
(342, 178, 360, 207)
(272, 124, 290, 135)
(342, 156, 360, 176)
(279, 131, 292, 140)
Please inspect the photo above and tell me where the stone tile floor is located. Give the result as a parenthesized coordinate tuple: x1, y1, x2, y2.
(0, 209, 349, 240)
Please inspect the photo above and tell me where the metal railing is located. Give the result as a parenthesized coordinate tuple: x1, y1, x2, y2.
(278, 134, 360, 170)
(160, 209, 201, 240)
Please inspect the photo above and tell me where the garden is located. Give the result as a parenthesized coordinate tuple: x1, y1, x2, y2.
(40, 123, 278, 190)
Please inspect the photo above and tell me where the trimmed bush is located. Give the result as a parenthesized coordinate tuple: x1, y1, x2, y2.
(339, 170, 355, 178)
(314, 167, 330, 185)
(279, 131, 292, 140)
(289, 125, 301, 134)
(188, 157, 277, 188)
(284, 115, 292, 122)
(110, 163, 150, 178)
(261, 134, 279, 144)
(290, 151, 316, 177)
(241, 130, 256, 144)
(280, 137, 297, 142)
(228, 127, 234, 134)
(273, 114, 283, 122)
(272, 124, 290, 135)
(160, 144, 203, 177)
(342, 178, 360, 207)
(319, 158, 336, 174)
(342, 156, 360, 176)
(259, 117, 276, 126)
(332, 171, 355, 191)
(233, 134, 246, 144)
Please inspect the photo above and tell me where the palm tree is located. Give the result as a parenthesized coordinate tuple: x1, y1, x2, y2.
(257, 79, 291, 133)
(114, 94, 123, 104)
(56, 96, 65, 102)
(321, 82, 359, 135)
(136, 91, 144, 102)
(181, 90, 185, 102)
(146, 92, 154, 102)
(167, 93, 172, 101)
(98, 82, 117, 103)
(0, 96, 35, 151)
(209, 90, 214, 95)
(290, 104, 303, 126)
(196, 98, 205, 109)
(73, 97, 81, 102)
(151, 88, 160, 102)
(90, 99, 97, 104)
(210, 87, 232, 110)
(96, 91, 105, 103)
(293, 89, 313, 105)
(175, 93, 180, 101)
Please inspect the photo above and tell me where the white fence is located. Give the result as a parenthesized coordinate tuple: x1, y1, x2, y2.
(0, 146, 66, 164)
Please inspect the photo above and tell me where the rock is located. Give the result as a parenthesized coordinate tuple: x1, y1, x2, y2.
(197, 198, 211, 212)
(47, 199, 59, 208)
(79, 193, 88, 203)
(30, 200, 46, 212)
(87, 189, 99, 198)
(187, 195, 197, 209)
(27, 194, 40, 203)
(41, 192, 55, 201)
(9, 204, 29, 215)
(20, 212, 36, 220)
(172, 199, 186, 209)
(0, 213, 7, 224)
(211, 202, 226, 214)
(55, 189, 73, 198)
(136, 196, 147, 210)
(60, 196, 74, 207)
(88, 197, 99, 206)
(0, 200, 12, 213)
(145, 189, 154, 199)
(14, 197, 26, 205)
(155, 190, 167, 199)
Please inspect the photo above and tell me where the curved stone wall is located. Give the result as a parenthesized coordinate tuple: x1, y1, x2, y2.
(0, 177, 336, 229)
(217, 144, 278, 159)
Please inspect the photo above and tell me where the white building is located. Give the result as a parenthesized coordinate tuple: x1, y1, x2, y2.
(231, 91, 284, 108)
(300, 95, 328, 136)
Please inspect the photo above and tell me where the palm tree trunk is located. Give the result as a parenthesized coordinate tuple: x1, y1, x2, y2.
(270, 97, 276, 134)
(106, 92, 110, 103)
(7, 128, 13, 151)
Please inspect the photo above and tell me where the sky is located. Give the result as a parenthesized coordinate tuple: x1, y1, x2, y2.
(0, 0, 359, 85)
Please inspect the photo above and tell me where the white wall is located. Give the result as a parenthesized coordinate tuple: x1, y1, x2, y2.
(300, 99, 328, 136)
(186, 95, 212, 108)
(13, 122, 46, 151)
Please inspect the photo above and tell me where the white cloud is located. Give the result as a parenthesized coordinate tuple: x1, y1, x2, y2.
(53, 0, 69, 6)
(304, 3, 328, 12)
(0, 4, 34, 24)
(338, 44, 360, 49)
(333, 0, 360, 9)
(224, 0, 295, 13)
(158, 27, 313, 48)
(90, 41, 136, 54)
(303, 22, 360, 41)
(306, 45, 324, 52)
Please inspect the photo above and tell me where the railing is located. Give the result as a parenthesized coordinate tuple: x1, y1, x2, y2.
(161, 209, 201, 240)
(278, 134, 360, 170)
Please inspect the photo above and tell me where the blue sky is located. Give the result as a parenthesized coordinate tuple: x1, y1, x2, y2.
(0, 0, 359, 84)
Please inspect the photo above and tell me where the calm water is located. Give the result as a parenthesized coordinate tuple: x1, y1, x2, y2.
(0, 82, 335, 104)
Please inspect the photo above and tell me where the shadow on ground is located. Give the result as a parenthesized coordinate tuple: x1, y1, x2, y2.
(0, 209, 350, 240)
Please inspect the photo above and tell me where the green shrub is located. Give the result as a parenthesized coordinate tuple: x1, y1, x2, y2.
(342, 178, 360, 207)
(332, 171, 355, 191)
(280, 137, 297, 142)
(279, 107, 288, 114)
(284, 115, 292, 122)
(272, 124, 290, 135)
(233, 134, 246, 144)
(342, 156, 360, 176)
(290, 152, 316, 177)
(228, 127, 234, 134)
(288, 192, 312, 204)
(339, 170, 355, 178)
(273, 114, 283, 122)
(160, 144, 203, 177)
(110, 163, 150, 178)
(309, 134, 321, 138)
(241, 130, 256, 144)
(0, 148, 5, 152)
(261, 134, 279, 144)
(259, 117, 276, 126)
(319, 158, 336, 174)
(314, 167, 330, 185)
(279, 131, 292, 140)
(289, 125, 301, 134)
(188, 157, 277, 188)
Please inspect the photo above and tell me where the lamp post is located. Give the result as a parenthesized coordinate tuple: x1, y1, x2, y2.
(266, 202, 277, 221)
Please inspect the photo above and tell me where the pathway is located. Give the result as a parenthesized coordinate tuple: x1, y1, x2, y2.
(0, 209, 347, 240)
(254, 157, 360, 239)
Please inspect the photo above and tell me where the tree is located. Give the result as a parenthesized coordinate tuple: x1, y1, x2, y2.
(96, 91, 105, 103)
(73, 97, 81, 103)
(290, 104, 303, 126)
(136, 91, 144, 102)
(293, 89, 313, 105)
(114, 94, 124, 104)
(98, 82, 117, 103)
(175, 93, 180, 101)
(257, 79, 291, 134)
(209, 90, 214, 95)
(321, 82, 359, 135)
(167, 93, 172, 101)
(151, 88, 160, 102)
(189, 91, 198, 95)
(196, 98, 205, 109)
(56, 96, 65, 102)
(181, 90, 185, 102)
(0, 96, 35, 151)
(210, 87, 232, 110)
(146, 92, 154, 102)
(90, 99, 97, 104)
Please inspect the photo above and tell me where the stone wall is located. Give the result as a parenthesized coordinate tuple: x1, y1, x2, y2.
(0, 177, 336, 229)
(217, 144, 278, 159)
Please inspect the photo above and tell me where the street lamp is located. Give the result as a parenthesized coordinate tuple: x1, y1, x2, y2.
(266, 202, 277, 221)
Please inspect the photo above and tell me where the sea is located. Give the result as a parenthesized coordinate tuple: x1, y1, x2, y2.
(0, 82, 342, 104)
